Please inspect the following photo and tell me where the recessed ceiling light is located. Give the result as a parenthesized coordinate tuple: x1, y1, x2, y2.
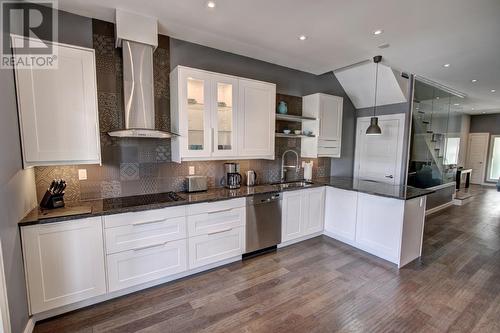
(491, 89, 496, 93)
(471, 79, 477, 83)
(206, 1, 216, 8)
(454, 103, 460, 106)
(373, 29, 384, 35)
(443, 63, 451, 68)
(472, 107, 475, 110)
(482, 111, 486, 114)
(298, 35, 307, 41)
(436, 97, 440, 99)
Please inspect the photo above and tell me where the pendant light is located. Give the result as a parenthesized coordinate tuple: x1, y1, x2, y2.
(366, 55, 383, 135)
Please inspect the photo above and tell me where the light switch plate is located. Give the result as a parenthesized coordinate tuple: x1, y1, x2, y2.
(188, 166, 195, 175)
(78, 169, 87, 180)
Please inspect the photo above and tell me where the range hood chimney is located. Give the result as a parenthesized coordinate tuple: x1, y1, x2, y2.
(108, 9, 177, 139)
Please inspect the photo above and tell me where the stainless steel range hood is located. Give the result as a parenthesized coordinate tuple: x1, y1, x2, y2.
(108, 12, 177, 139)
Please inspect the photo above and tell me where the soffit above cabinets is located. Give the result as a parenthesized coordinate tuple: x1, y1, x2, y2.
(334, 62, 407, 109)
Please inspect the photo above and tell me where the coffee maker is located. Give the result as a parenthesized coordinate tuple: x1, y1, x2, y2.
(224, 162, 242, 189)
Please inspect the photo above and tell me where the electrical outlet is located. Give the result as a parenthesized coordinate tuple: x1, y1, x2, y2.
(188, 166, 195, 175)
(78, 169, 87, 180)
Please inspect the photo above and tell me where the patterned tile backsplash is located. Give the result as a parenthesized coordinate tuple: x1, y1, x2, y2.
(34, 20, 331, 202)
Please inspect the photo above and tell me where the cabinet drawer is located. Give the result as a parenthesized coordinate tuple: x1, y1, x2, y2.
(318, 146, 340, 157)
(188, 207, 244, 237)
(318, 139, 340, 148)
(186, 198, 245, 216)
(188, 226, 244, 269)
(103, 206, 186, 229)
(107, 239, 187, 292)
(105, 216, 187, 254)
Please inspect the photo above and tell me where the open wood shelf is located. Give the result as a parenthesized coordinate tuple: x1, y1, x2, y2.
(275, 133, 316, 138)
(275, 114, 317, 122)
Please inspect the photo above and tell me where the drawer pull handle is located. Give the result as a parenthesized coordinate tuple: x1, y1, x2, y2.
(132, 219, 165, 226)
(320, 147, 338, 149)
(207, 208, 233, 215)
(132, 242, 167, 251)
(207, 227, 233, 235)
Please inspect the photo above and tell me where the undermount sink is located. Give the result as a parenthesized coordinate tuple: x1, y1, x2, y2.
(272, 181, 314, 189)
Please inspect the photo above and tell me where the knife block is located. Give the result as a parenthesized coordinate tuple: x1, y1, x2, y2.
(40, 191, 65, 209)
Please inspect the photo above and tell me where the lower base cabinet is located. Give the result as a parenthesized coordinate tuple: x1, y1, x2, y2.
(188, 226, 245, 269)
(324, 187, 357, 243)
(324, 188, 426, 267)
(21, 217, 106, 314)
(282, 187, 325, 243)
(107, 239, 187, 292)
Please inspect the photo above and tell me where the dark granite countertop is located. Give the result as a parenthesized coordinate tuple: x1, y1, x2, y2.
(313, 177, 434, 200)
(19, 177, 432, 226)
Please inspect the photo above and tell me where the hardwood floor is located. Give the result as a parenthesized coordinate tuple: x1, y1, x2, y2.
(34, 187, 500, 333)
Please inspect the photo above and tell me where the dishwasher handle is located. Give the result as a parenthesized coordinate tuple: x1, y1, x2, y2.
(246, 192, 281, 206)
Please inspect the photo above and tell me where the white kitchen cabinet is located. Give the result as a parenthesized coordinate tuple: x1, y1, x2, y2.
(107, 239, 187, 292)
(282, 187, 325, 243)
(188, 207, 245, 237)
(281, 191, 304, 242)
(21, 217, 106, 314)
(12, 36, 101, 167)
(303, 187, 325, 235)
(188, 227, 245, 269)
(104, 216, 187, 254)
(171, 66, 275, 161)
(323, 187, 357, 244)
(187, 198, 246, 269)
(323, 188, 426, 268)
(355, 193, 405, 263)
(301, 93, 343, 158)
(237, 78, 276, 158)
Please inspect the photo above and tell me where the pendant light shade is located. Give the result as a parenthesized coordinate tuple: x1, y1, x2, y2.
(366, 117, 382, 135)
(366, 55, 383, 135)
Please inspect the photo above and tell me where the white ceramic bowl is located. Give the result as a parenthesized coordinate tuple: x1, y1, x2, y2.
(283, 129, 291, 134)
(294, 130, 302, 135)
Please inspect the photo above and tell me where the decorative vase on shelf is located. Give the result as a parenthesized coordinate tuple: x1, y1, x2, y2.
(277, 101, 288, 114)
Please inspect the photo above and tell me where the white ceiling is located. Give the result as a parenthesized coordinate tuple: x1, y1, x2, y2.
(57, 0, 500, 115)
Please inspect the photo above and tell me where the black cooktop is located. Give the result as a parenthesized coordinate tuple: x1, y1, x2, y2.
(102, 191, 185, 211)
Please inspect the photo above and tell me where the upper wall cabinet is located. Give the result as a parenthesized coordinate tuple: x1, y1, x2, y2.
(301, 93, 343, 158)
(170, 66, 275, 162)
(237, 78, 276, 158)
(12, 36, 101, 167)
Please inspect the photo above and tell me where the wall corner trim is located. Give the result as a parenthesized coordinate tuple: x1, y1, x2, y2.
(22, 317, 35, 333)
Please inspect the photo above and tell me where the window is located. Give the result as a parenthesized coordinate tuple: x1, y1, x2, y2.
(444, 137, 460, 165)
(488, 136, 500, 182)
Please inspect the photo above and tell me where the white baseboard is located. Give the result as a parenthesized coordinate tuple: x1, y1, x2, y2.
(322, 230, 356, 248)
(278, 231, 323, 248)
(23, 317, 35, 333)
(425, 201, 454, 215)
(453, 196, 474, 206)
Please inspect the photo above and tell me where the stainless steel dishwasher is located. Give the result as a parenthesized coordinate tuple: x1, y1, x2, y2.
(244, 192, 282, 256)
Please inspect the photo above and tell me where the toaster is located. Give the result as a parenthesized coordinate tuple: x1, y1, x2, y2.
(186, 176, 208, 192)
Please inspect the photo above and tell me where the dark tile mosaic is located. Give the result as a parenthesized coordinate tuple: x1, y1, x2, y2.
(33, 19, 331, 203)
(120, 163, 140, 181)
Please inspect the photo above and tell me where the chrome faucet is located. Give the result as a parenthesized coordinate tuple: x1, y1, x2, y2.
(281, 149, 300, 182)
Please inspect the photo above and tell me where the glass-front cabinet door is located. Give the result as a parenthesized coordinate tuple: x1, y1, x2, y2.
(182, 70, 212, 158)
(212, 77, 238, 157)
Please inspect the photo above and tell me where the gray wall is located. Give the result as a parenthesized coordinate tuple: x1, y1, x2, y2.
(0, 32, 36, 333)
(470, 113, 500, 183)
(470, 113, 500, 135)
(170, 38, 357, 176)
